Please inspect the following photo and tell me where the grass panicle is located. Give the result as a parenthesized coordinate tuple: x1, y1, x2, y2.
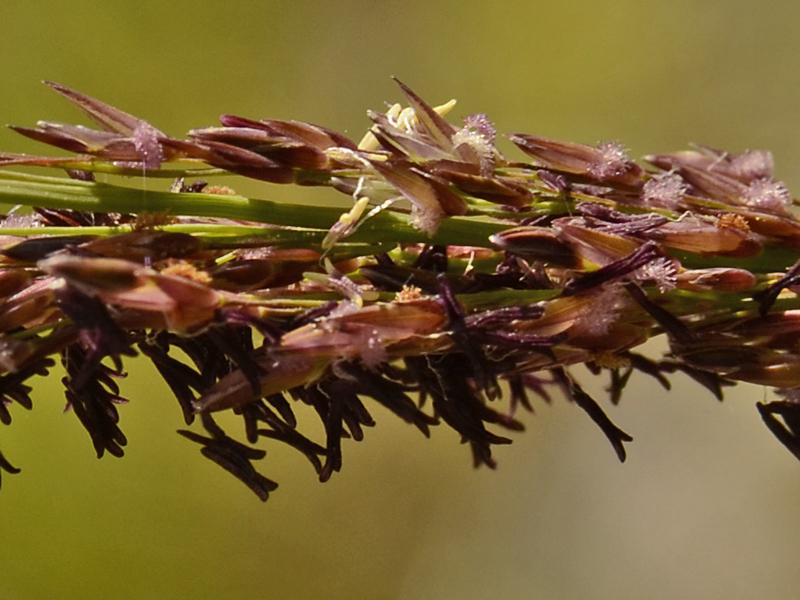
(0, 80, 798, 500)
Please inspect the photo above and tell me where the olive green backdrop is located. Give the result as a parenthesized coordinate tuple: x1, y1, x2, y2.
(1, 1, 798, 599)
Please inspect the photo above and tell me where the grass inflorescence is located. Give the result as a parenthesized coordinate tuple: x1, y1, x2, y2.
(0, 79, 798, 500)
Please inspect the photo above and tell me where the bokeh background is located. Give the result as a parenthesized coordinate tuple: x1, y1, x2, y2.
(1, 1, 799, 598)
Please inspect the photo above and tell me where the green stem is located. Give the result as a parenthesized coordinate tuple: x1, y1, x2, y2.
(2, 171, 798, 273)
(669, 247, 800, 273)
(0, 170, 507, 247)
(0, 224, 395, 262)
(0, 162, 227, 179)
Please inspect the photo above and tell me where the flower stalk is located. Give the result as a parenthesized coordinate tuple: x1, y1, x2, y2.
(0, 79, 798, 500)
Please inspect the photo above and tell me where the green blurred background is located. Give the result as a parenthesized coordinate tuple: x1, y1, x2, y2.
(1, 1, 799, 598)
